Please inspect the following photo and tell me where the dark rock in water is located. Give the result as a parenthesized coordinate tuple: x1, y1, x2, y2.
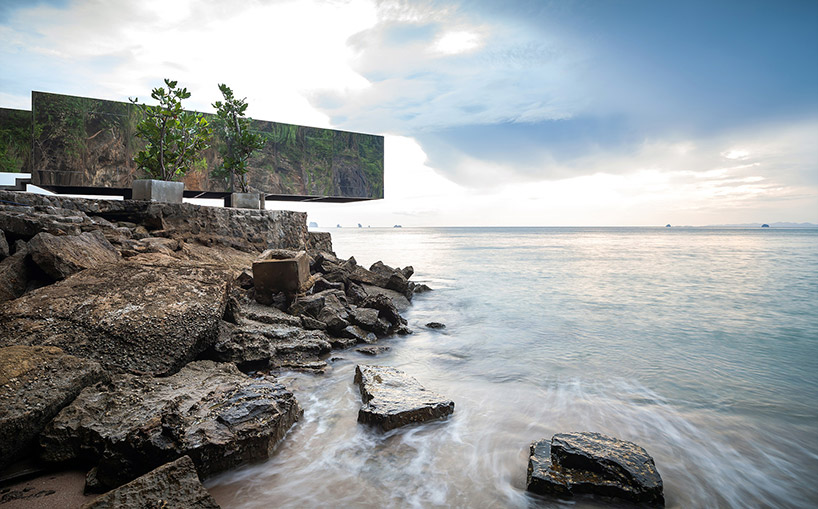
(401, 265, 414, 279)
(0, 345, 106, 469)
(81, 456, 219, 509)
(28, 230, 120, 280)
(40, 360, 301, 491)
(357, 346, 390, 356)
(329, 335, 358, 349)
(350, 306, 380, 330)
(426, 322, 446, 329)
(413, 283, 432, 294)
(0, 256, 230, 376)
(526, 432, 664, 506)
(0, 242, 31, 303)
(354, 365, 454, 431)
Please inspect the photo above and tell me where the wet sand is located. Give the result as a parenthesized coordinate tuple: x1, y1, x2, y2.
(0, 470, 97, 509)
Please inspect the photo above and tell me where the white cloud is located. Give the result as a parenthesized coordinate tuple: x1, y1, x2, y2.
(433, 31, 481, 54)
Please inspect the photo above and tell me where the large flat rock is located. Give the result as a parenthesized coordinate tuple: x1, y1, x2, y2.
(40, 360, 301, 491)
(527, 432, 664, 505)
(0, 257, 230, 376)
(81, 456, 219, 509)
(0, 345, 106, 469)
(354, 365, 454, 431)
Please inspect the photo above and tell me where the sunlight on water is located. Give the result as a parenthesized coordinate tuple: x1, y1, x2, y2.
(207, 227, 818, 508)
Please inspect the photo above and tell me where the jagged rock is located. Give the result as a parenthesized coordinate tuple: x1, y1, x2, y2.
(235, 268, 254, 289)
(0, 229, 8, 259)
(348, 265, 386, 288)
(289, 289, 352, 335)
(426, 322, 446, 329)
(27, 230, 120, 280)
(81, 456, 219, 509)
(0, 257, 230, 376)
(0, 202, 87, 238)
(350, 307, 380, 330)
(313, 277, 344, 293)
(40, 361, 301, 491)
(0, 243, 31, 303)
(306, 231, 333, 254)
(357, 346, 390, 356)
(240, 300, 302, 327)
(526, 432, 664, 506)
(354, 365, 454, 431)
(401, 266, 414, 279)
(361, 294, 406, 329)
(311, 251, 344, 274)
(329, 335, 358, 349)
(369, 261, 412, 297)
(300, 315, 327, 330)
(362, 284, 411, 311)
(345, 281, 368, 305)
(209, 322, 332, 370)
(0, 345, 106, 469)
(342, 325, 377, 344)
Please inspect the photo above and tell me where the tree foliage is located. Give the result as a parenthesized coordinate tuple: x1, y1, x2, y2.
(130, 79, 211, 181)
(211, 84, 264, 193)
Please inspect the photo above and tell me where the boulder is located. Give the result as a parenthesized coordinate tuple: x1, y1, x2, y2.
(81, 456, 219, 509)
(0, 257, 230, 376)
(369, 261, 412, 297)
(526, 432, 664, 506)
(0, 243, 31, 303)
(354, 365, 455, 431)
(426, 322, 446, 329)
(40, 361, 301, 491)
(312, 277, 344, 293)
(0, 345, 106, 469)
(28, 230, 120, 280)
(289, 290, 352, 335)
(0, 229, 8, 259)
(300, 315, 327, 331)
(413, 283, 432, 294)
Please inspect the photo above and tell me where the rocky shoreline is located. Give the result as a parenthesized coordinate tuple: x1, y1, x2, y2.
(0, 190, 663, 507)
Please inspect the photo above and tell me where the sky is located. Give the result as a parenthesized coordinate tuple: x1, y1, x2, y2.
(1, 0, 817, 226)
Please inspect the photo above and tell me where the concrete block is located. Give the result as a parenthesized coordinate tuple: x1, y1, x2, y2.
(224, 192, 262, 209)
(253, 251, 309, 302)
(132, 180, 184, 203)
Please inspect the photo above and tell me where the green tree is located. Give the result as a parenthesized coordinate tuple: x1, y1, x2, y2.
(130, 79, 211, 181)
(211, 84, 264, 193)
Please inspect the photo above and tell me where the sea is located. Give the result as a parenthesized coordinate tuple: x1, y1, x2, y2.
(207, 227, 818, 508)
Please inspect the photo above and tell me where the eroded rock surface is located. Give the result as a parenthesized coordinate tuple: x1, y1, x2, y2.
(354, 365, 454, 431)
(210, 322, 332, 372)
(28, 230, 120, 280)
(527, 432, 664, 505)
(0, 257, 230, 376)
(0, 242, 31, 303)
(40, 361, 301, 491)
(81, 456, 219, 509)
(0, 345, 106, 469)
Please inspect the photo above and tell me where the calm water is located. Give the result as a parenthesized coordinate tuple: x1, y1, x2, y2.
(208, 227, 818, 508)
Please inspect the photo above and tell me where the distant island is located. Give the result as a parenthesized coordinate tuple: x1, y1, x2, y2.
(309, 222, 318, 228)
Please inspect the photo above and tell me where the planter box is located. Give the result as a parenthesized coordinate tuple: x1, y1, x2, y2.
(224, 192, 263, 209)
(253, 250, 309, 303)
(132, 180, 184, 203)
